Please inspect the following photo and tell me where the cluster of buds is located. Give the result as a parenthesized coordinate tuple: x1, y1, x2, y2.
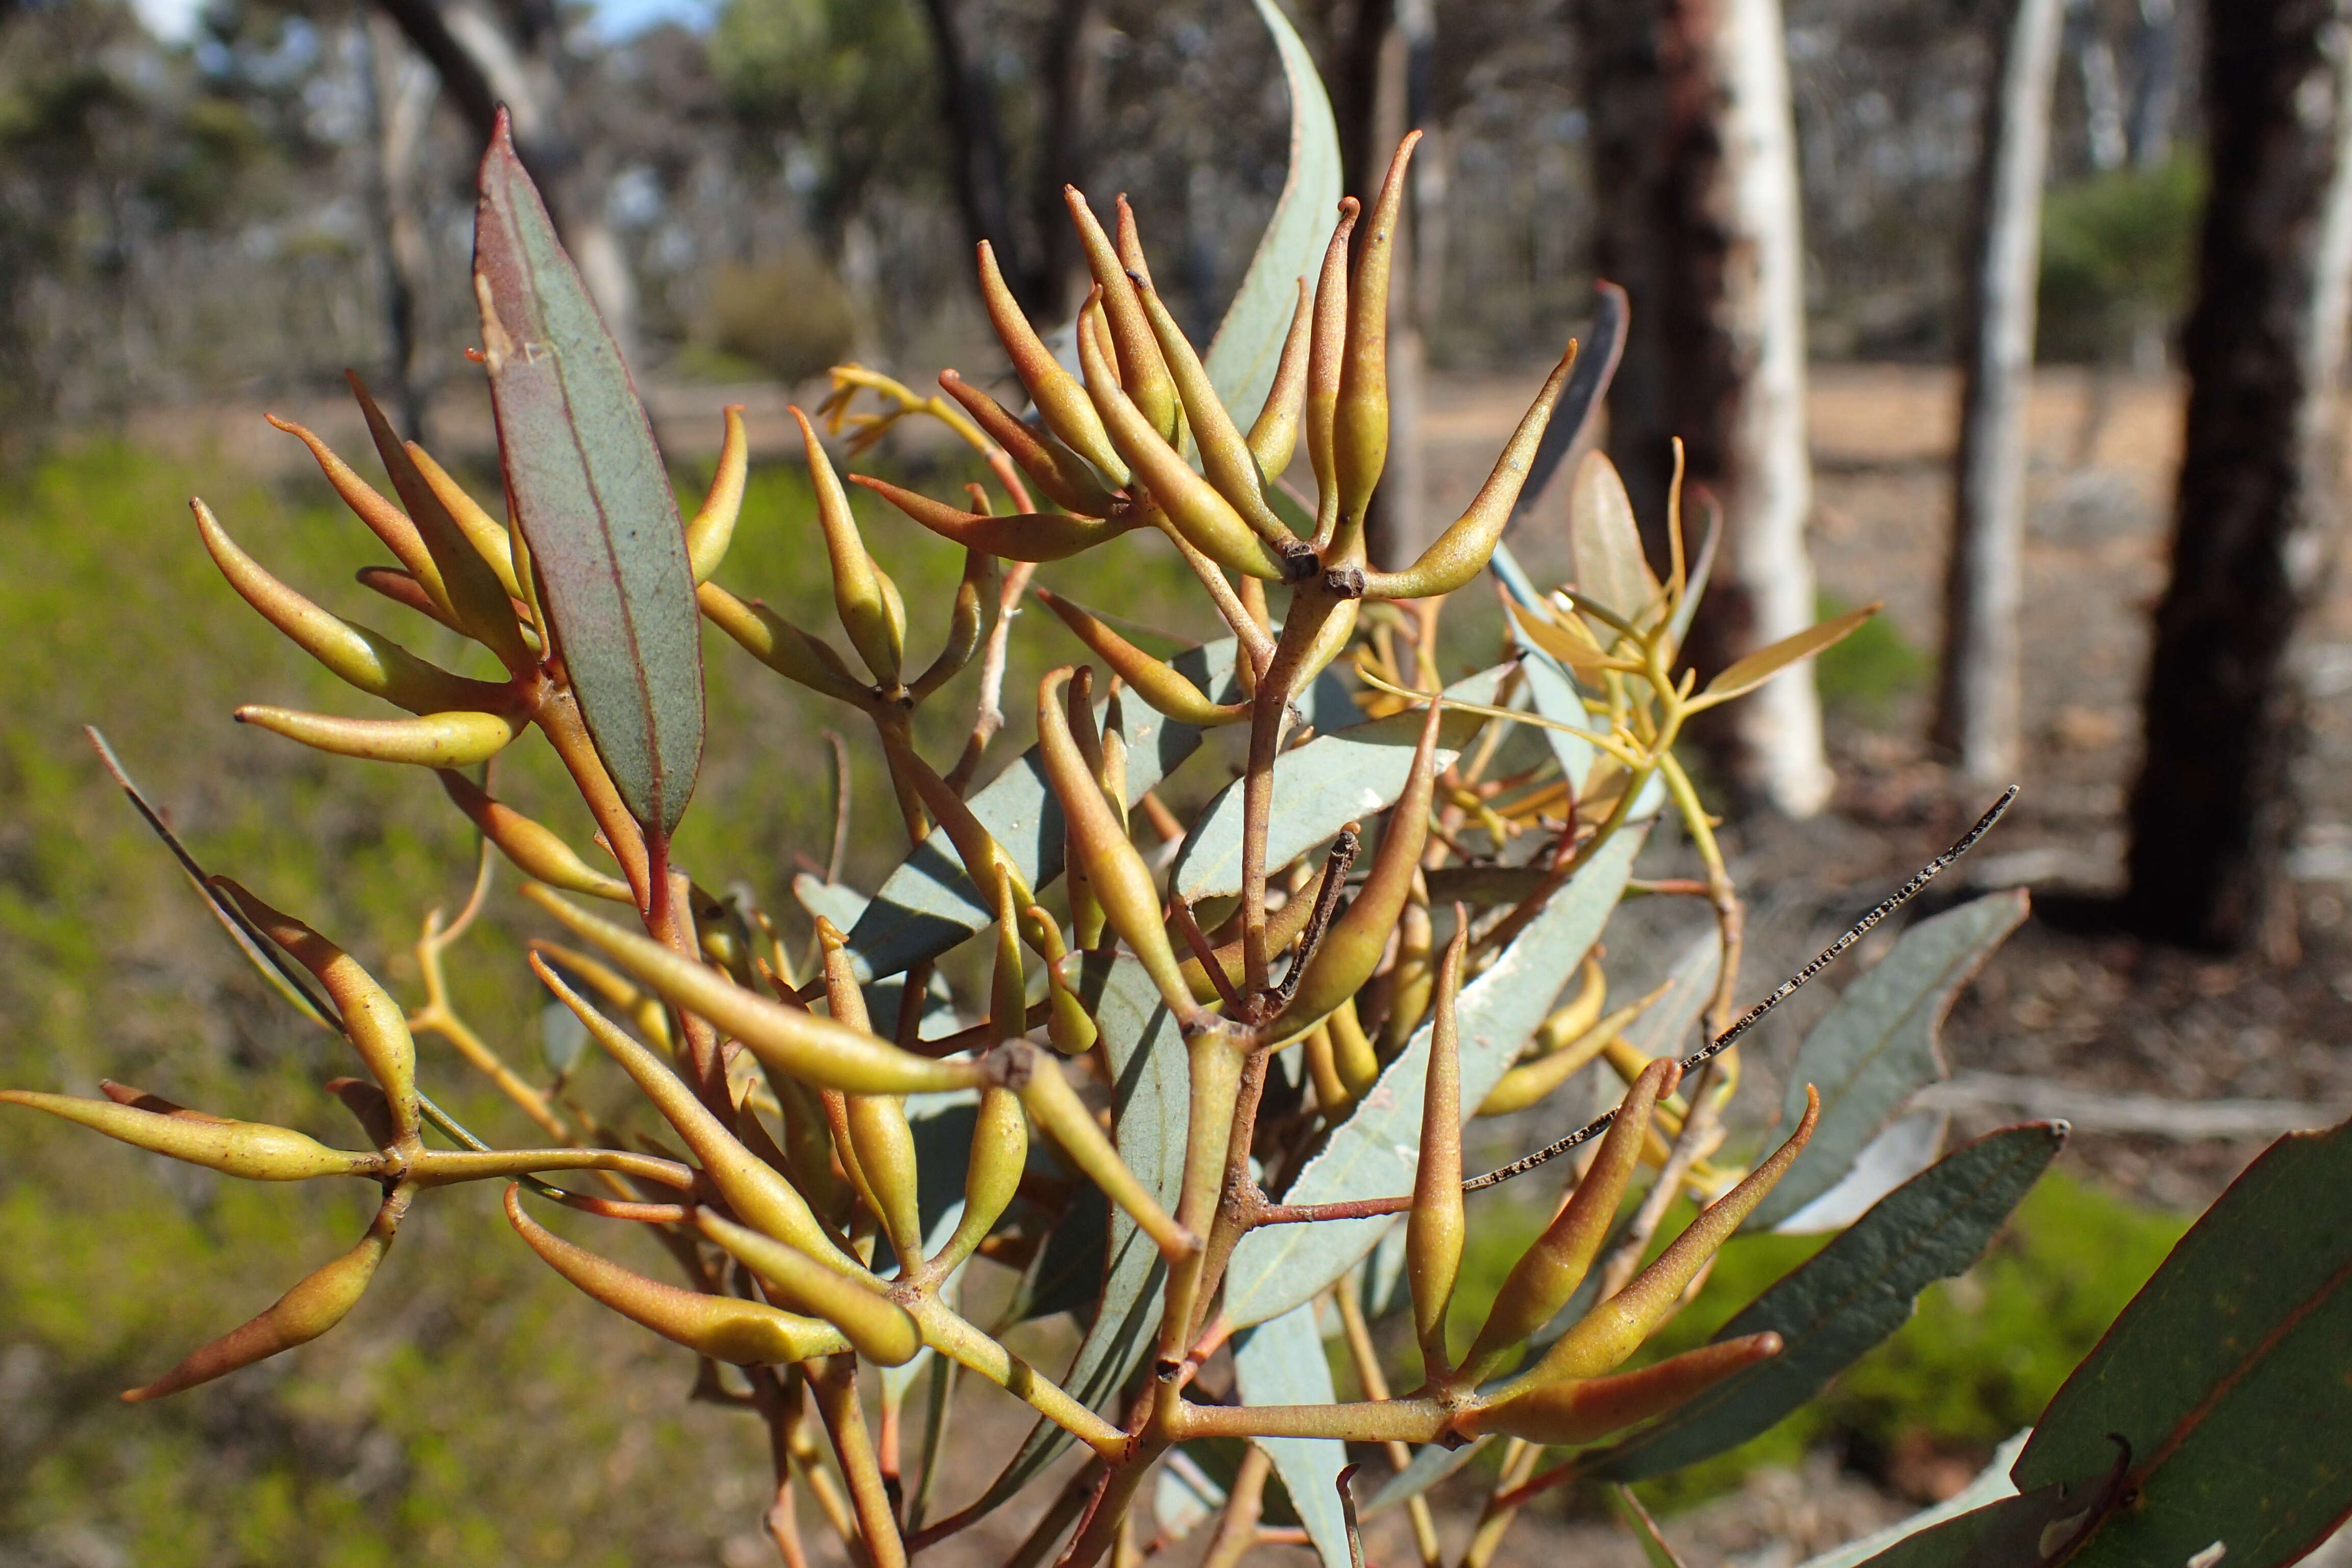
(7, 110, 1892, 1568)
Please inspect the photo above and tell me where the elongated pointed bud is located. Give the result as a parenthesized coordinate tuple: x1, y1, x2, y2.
(696, 581, 868, 704)
(530, 953, 853, 1265)
(989, 876, 1027, 1045)
(324, 1076, 401, 1147)
(941, 895, 1028, 1271)
(1033, 921, 1100, 1056)
(1065, 188, 1179, 442)
(818, 921, 924, 1268)
(1179, 850, 1341, 1002)
(1476, 979, 1663, 1118)
(1036, 592, 1249, 729)
(356, 565, 465, 633)
(529, 940, 672, 1054)
(1335, 134, 1420, 533)
(1036, 668, 1193, 1016)
(1247, 279, 1315, 482)
(1533, 1087, 1821, 1384)
(1405, 922, 1468, 1377)
(976, 240, 1130, 484)
(1306, 200, 1360, 544)
(268, 413, 445, 604)
(850, 474, 1142, 563)
(435, 770, 631, 901)
(125, 1187, 407, 1401)
(937, 371, 1120, 517)
(910, 547, 999, 702)
(1456, 1333, 1783, 1445)
(793, 407, 901, 687)
(876, 731, 1048, 956)
(933, 1084, 1025, 1277)
(195, 500, 509, 715)
(507, 1188, 847, 1364)
(1136, 283, 1302, 559)
(524, 886, 986, 1096)
(1062, 668, 1107, 948)
(688, 405, 749, 583)
(1380, 884, 1436, 1052)
(235, 704, 522, 768)
(1075, 291, 1289, 583)
(1462, 1057, 1679, 1381)
(211, 880, 418, 1137)
(1476, 1018, 1625, 1119)
(1, 1091, 369, 1180)
(999, 1043, 1193, 1260)
(696, 1210, 921, 1365)
(403, 440, 522, 598)
(349, 372, 532, 673)
(1328, 995, 1381, 1099)
(1364, 342, 1578, 600)
(1270, 696, 1444, 1037)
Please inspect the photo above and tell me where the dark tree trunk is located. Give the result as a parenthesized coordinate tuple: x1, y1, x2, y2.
(1578, 0, 1830, 815)
(920, 0, 1101, 321)
(2124, 0, 2352, 952)
(368, 0, 640, 365)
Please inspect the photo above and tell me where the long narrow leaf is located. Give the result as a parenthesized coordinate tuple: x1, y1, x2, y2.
(474, 114, 704, 834)
(1697, 603, 1879, 706)
(1746, 892, 2030, 1233)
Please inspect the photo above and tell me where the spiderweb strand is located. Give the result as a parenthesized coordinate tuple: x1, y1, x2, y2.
(1459, 787, 2018, 1194)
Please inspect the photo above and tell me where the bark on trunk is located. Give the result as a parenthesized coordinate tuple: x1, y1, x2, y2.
(360, 14, 439, 440)
(369, 0, 639, 366)
(1934, 0, 2066, 787)
(2124, 0, 2352, 952)
(919, 0, 1101, 321)
(1581, 0, 1831, 816)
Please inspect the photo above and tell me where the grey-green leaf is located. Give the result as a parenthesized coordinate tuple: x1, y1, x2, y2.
(1220, 824, 1647, 1329)
(842, 642, 1355, 982)
(1583, 1122, 2066, 1482)
(1362, 1436, 1489, 1516)
(1170, 665, 1509, 904)
(474, 114, 704, 835)
(2016, 1114, 2352, 1568)
(1234, 1303, 1352, 1568)
(1203, 0, 1342, 431)
(1745, 891, 2029, 1232)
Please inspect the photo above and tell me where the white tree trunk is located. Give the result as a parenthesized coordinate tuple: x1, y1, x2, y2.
(1710, 0, 1833, 817)
(1936, 0, 2065, 786)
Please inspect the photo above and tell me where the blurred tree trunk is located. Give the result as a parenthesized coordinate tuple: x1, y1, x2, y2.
(369, 0, 640, 367)
(919, 0, 1102, 321)
(2128, 0, 2179, 169)
(2125, 0, 2352, 953)
(1580, 0, 1831, 817)
(1934, 0, 2065, 787)
(360, 14, 438, 442)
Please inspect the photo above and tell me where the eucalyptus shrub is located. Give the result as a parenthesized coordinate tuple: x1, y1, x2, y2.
(10, 9, 2351, 1567)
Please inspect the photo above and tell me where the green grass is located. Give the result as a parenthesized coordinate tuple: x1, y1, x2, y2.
(1814, 591, 1930, 719)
